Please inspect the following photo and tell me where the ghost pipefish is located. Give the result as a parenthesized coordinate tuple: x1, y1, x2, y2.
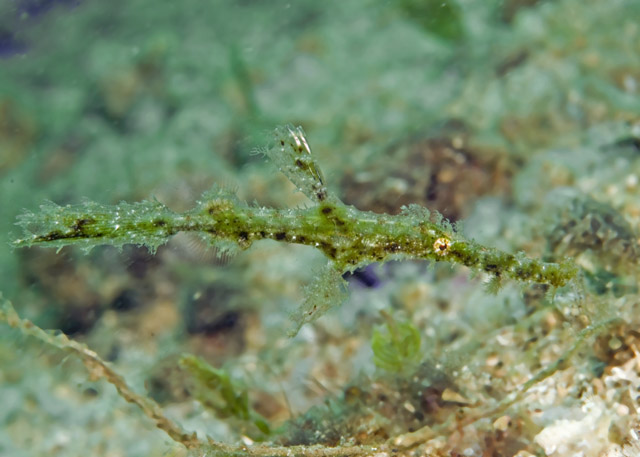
(14, 126, 578, 334)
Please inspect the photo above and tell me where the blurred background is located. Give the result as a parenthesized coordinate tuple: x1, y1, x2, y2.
(1, 0, 639, 455)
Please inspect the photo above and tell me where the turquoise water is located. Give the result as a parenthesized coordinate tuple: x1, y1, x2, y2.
(1, 1, 639, 455)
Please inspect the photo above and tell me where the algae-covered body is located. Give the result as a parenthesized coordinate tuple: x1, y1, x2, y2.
(14, 126, 577, 331)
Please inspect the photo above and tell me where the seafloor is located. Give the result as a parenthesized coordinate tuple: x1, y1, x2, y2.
(1, 1, 640, 456)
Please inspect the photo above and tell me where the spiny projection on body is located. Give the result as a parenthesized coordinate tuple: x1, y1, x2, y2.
(14, 126, 578, 334)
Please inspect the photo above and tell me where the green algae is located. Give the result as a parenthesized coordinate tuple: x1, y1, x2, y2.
(1, 0, 639, 455)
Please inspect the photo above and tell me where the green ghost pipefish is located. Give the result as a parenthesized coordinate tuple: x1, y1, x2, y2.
(13, 126, 578, 334)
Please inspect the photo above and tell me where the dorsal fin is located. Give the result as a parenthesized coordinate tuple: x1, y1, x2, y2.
(265, 125, 332, 204)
